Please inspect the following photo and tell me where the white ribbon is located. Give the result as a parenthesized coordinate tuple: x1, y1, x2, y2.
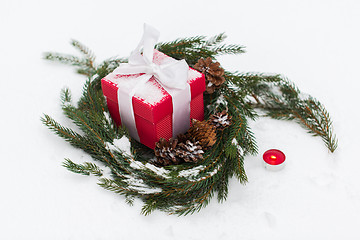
(113, 24, 191, 142)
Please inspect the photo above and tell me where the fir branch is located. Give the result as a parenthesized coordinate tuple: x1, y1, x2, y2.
(43, 52, 87, 67)
(44, 40, 97, 77)
(62, 105, 103, 142)
(41, 114, 110, 161)
(291, 98, 338, 152)
(238, 124, 258, 155)
(213, 44, 245, 55)
(60, 88, 72, 106)
(77, 80, 107, 113)
(215, 162, 230, 203)
(71, 39, 95, 64)
(98, 178, 128, 194)
(157, 34, 245, 66)
(125, 196, 135, 206)
(96, 57, 127, 78)
(176, 182, 216, 216)
(41, 114, 88, 149)
(235, 152, 247, 184)
(202, 33, 227, 48)
(246, 77, 338, 152)
(157, 36, 206, 50)
(141, 199, 158, 216)
(224, 142, 238, 159)
(62, 159, 103, 176)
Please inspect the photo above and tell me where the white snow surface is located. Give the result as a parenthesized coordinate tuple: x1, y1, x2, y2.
(1, 0, 360, 239)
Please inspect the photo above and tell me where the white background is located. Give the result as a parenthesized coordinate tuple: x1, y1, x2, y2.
(1, 0, 360, 239)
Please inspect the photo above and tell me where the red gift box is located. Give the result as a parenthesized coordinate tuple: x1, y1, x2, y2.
(101, 50, 206, 149)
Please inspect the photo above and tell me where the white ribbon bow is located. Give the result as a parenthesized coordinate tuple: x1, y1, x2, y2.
(113, 24, 191, 143)
(114, 24, 189, 92)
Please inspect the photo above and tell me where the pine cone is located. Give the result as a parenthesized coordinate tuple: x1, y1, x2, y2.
(210, 110, 232, 130)
(187, 119, 217, 149)
(176, 133, 190, 144)
(194, 57, 225, 94)
(177, 140, 204, 163)
(154, 138, 181, 166)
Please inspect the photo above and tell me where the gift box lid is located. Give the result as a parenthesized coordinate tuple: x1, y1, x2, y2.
(101, 50, 205, 123)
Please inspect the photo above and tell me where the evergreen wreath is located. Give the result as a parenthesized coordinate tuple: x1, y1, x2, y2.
(42, 33, 337, 216)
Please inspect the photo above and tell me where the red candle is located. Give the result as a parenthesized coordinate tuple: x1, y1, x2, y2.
(263, 149, 286, 171)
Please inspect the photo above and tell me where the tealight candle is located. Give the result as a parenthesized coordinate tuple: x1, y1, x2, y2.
(263, 149, 286, 171)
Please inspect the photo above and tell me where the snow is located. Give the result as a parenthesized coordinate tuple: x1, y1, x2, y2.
(215, 94, 227, 107)
(123, 175, 162, 194)
(111, 74, 166, 105)
(216, 114, 228, 124)
(129, 159, 171, 179)
(1, 0, 360, 239)
(188, 68, 202, 81)
(178, 165, 205, 178)
(178, 165, 221, 182)
(62, 101, 72, 108)
(178, 164, 221, 182)
(231, 138, 244, 155)
(106, 136, 132, 156)
(103, 111, 112, 124)
(129, 159, 145, 170)
(202, 166, 220, 178)
(134, 80, 165, 104)
(144, 162, 171, 178)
